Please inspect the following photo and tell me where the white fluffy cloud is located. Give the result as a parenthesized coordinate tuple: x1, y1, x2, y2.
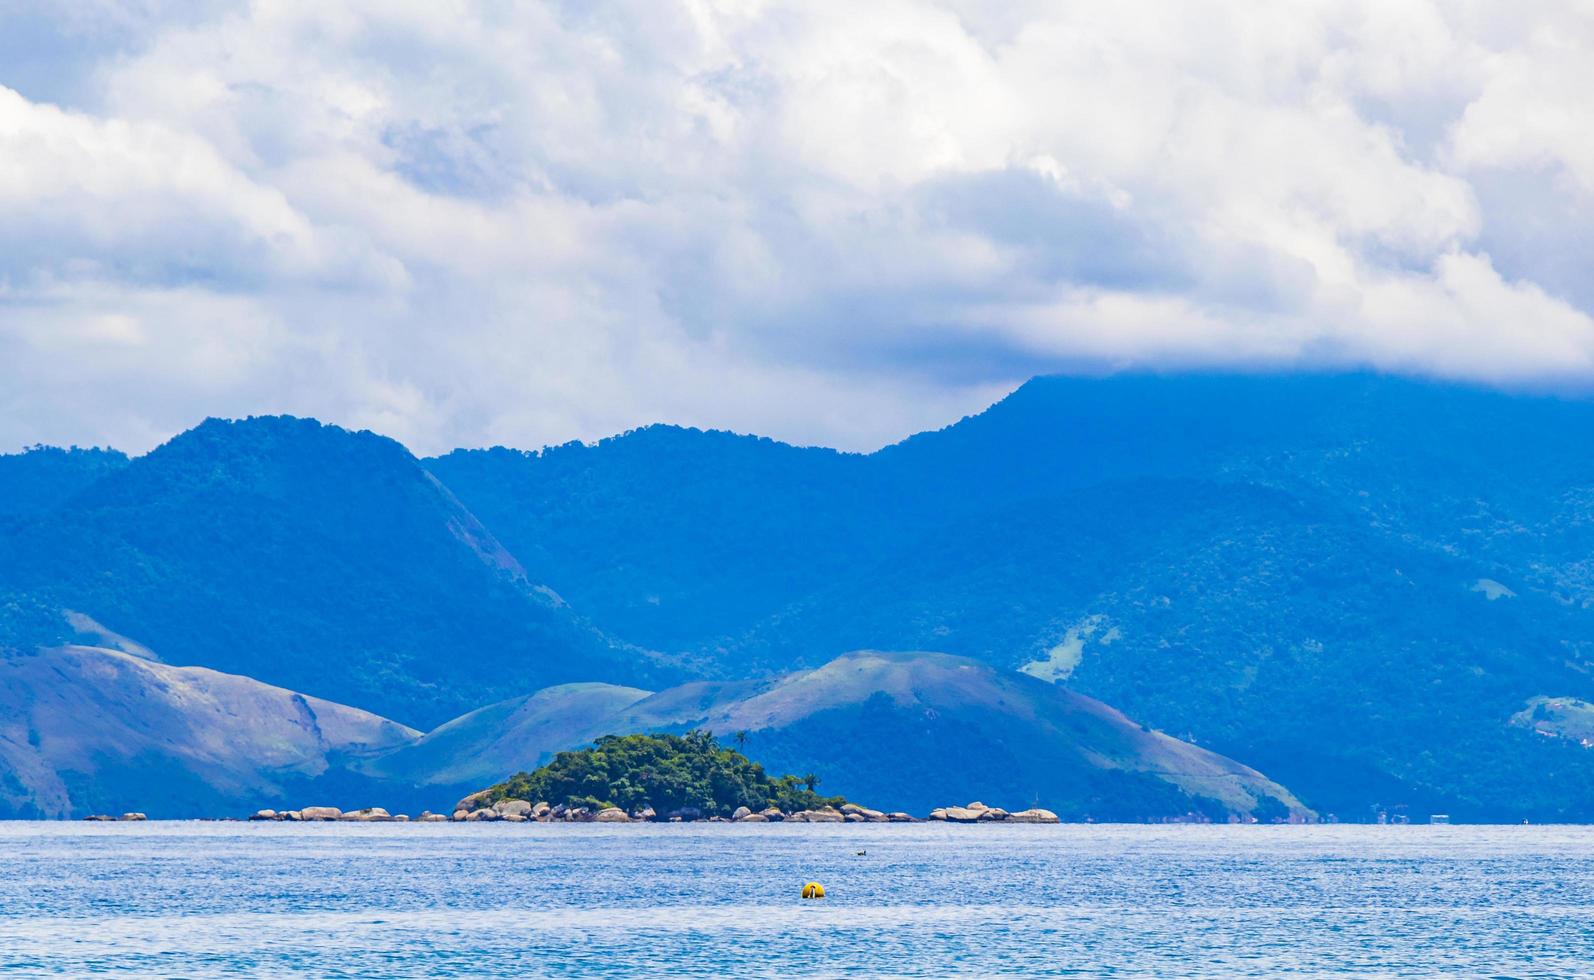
(2, 0, 1593, 454)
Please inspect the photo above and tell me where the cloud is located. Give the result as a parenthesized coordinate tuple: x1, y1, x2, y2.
(1, 0, 1592, 455)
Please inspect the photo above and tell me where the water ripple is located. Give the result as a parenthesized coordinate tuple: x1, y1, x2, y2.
(1, 823, 1591, 976)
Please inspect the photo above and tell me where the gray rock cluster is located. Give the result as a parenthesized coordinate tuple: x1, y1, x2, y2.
(450, 796, 637, 823)
(441, 797, 917, 824)
(927, 801, 1060, 823)
(230, 798, 1060, 825)
(82, 812, 146, 822)
(248, 806, 446, 822)
(774, 804, 915, 823)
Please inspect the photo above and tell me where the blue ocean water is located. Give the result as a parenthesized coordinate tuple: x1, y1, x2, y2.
(1, 822, 1591, 977)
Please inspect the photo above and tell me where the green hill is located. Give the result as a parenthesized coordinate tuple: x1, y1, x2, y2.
(0, 416, 663, 728)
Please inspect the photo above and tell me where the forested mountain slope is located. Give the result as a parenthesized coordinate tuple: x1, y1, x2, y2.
(0, 417, 658, 728)
(429, 375, 1594, 819)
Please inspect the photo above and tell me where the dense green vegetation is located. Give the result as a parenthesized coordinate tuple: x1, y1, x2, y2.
(0, 446, 128, 517)
(432, 375, 1594, 821)
(0, 417, 660, 728)
(481, 731, 844, 816)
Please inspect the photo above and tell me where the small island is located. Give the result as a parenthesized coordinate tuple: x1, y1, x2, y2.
(449, 731, 1058, 824)
(458, 730, 858, 822)
(239, 731, 1061, 824)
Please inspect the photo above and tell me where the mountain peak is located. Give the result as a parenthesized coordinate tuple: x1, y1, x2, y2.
(68, 415, 420, 511)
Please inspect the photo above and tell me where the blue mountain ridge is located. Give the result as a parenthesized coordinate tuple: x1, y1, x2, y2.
(4, 373, 1594, 820)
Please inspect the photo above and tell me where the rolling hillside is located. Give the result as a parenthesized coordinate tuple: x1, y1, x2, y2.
(0, 642, 1304, 821)
(372, 650, 1307, 821)
(0, 644, 417, 819)
(0, 416, 661, 728)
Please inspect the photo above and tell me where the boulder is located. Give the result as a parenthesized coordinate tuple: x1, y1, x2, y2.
(758, 807, 784, 822)
(494, 799, 532, 817)
(737, 813, 769, 822)
(792, 807, 844, 823)
(1007, 808, 1061, 824)
(732, 806, 752, 821)
(534, 802, 554, 820)
(941, 807, 982, 823)
(466, 807, 500, 822)
(928, 808, 948, 821)
(453, 789, 493, 814)
(635, 805, 654, 821)
(840, 803, 887, 819)
(595, 807, 631, 822)
(119, 813, 147, 822)
(250, 809, 278, 821)
(965, 801, 990, 813)
(977, 807, 1010, 821)
(300, 806, 342, 821)
(451, 810, 469, 822)
(393, 814, 411, 822)
(501, 813, 527, 823)
(83, 814, 114, 822)
(419, 813, 449, 823)
(340, 807, 392, 822)
(887, 812, 915, 822)
(282, 811, 302, 821)
(844, 813, 866, 822)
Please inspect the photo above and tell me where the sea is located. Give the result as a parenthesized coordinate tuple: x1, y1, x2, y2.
(1, 822, 1591, 977)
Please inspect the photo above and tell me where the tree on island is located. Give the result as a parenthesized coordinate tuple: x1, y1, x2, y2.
(480, 730, 845, 818)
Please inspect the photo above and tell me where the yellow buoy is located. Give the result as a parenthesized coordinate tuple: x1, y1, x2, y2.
(801, 881, 826, 899)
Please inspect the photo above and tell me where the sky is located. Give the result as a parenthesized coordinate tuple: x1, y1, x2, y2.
(2, 0, 1593, 455)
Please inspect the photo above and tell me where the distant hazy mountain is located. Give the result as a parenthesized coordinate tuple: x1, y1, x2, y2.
(377, 649, 1307, 822)
(0, 416, 659, 728)
(0, 643, 1300, 820)
(365, 681, 655, 789)
(429, 375, 1594, 821)
(0, 644, 417, 819)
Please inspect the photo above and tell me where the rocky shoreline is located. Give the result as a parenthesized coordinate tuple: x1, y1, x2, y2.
(229, 798, 1061, 824)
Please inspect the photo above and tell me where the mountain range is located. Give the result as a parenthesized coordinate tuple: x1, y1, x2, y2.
(4, 373, 1594, 820)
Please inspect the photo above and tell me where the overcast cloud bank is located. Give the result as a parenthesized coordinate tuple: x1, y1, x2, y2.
(2, 0, 1593, 453)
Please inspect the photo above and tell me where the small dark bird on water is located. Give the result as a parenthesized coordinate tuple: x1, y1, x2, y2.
(855, 850, 866, 856)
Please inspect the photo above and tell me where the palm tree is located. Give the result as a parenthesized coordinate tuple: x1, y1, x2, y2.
(803, 773, 818, 792)
(733, 730, 749, 751)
